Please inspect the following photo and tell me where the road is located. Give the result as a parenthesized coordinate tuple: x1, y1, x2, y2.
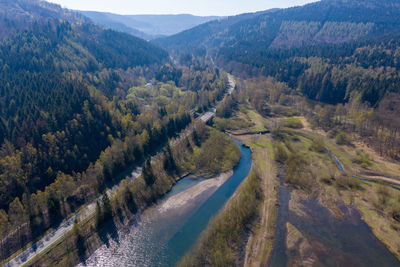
(3, 75, 236, 267)
(199, 75, 235, 123)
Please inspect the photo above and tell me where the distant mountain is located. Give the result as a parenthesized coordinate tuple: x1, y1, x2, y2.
(77, 11, 152, 40)
(155, 0, 400, 107)
(78, 11, 221, 40)
(0, 0, 167, 70)
(154, 0, 400, 53)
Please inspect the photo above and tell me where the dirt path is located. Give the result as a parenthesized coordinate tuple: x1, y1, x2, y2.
(244, 135, 278, 267)
(358, 175, 400, 187)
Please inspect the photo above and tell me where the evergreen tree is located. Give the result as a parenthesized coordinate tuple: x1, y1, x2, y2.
(143, 159, 155, 186)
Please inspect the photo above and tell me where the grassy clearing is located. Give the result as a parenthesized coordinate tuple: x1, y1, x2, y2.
(342, 141, 400, 179)
(283, 117, 304, 129)
(351, 183, 400, 259)
(213, 117, 252, 131)
(237, 105, 269, 133)
(298, 116, 399, 179)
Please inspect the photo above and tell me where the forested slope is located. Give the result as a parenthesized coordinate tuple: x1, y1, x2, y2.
(156, 0, 400, 54)
(156, 0, 400, 111)
(0, 0, 229, 261)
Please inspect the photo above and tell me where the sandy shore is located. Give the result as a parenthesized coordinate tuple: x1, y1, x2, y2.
(159, 171, 233, 213)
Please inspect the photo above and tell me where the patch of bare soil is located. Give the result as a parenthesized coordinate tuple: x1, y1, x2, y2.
(158, 171, 233, 213)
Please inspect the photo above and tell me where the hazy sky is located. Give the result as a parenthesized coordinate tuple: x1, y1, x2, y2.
(47, 0, 319, 16)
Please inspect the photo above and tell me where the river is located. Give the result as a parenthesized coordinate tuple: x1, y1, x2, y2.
(78, 140, 252, 267)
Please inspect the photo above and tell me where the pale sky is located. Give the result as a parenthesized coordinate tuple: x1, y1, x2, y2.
(46, 0, 320, 16)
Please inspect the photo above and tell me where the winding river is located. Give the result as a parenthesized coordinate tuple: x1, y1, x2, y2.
(79, 140, 252, 267)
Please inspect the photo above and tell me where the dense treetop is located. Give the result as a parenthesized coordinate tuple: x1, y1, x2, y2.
(155, 0, 400, 54)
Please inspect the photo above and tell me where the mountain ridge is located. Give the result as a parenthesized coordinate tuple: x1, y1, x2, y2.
(78, 11, 221, 40)
(154, 0, 400, 53)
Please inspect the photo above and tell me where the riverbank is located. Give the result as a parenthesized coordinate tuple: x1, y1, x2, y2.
(78, 140, 251, 267)
(179, 168, 262, 267)
(159, 171, 233, 213)
(242, 134, 279, 267)
(26, 126, 241, 267)
(195, 102, 400, 266)
(180, 105, 280, 266)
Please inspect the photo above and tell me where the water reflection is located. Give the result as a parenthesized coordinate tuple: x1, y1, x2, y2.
(269, 180, 400, 267)
(79, 141, 252, 267)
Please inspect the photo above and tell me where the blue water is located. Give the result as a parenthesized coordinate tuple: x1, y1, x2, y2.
(326, 148, 344, 172)
(326, 148, 400, 191)
(152, 140, 252, 266)
(80, 140, 252, 267)
(164, 175, 206, 199)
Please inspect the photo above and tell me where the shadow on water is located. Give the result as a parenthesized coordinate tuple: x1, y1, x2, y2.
(98, 219, 120, 248)
(269, 174, 400, 267)
(77, 235, 87, 265)
(79, 140, 252, 267)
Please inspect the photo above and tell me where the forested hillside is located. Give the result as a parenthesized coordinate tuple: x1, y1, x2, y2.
(153, 9, 279, 55)
(156, 0, 400, 129)
(220, 34, 400, 105)
(155, 0, 400, 53)
(155, 0, 400, 163)
(0, 0, 231, 260)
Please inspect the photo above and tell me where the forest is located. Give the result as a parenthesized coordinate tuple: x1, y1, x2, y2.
(155, 0, 400, 54)
(2, 0, 400, 265)
(0, 2, 231, 260)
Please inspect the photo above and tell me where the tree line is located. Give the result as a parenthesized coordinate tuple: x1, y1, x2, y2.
(0, 24, 228, 260)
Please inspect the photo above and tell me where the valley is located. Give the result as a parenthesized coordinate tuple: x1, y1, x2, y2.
(1, 0, 400, 266)
(181, 96, 400, 266)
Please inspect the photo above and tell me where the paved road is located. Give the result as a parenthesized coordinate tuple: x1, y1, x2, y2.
(3, 75, 236, 267)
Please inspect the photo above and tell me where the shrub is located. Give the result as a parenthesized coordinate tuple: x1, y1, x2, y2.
(285, 153, 313, 191)
(327, 128, 339, 139)
(335, 132, 351, 146)
(335, 175, 362, 190)
(353, 150, 372, 168)
(213, 117, 251, 131)
(271, 128, 287, 141)
(310, 137, 325, 153)
(377, 184, 391, 206)
(274, 142, 289, 163)
(272, 106, 298, 117)
(392, 206, 400, 223)
(284, 117, 304, 129)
